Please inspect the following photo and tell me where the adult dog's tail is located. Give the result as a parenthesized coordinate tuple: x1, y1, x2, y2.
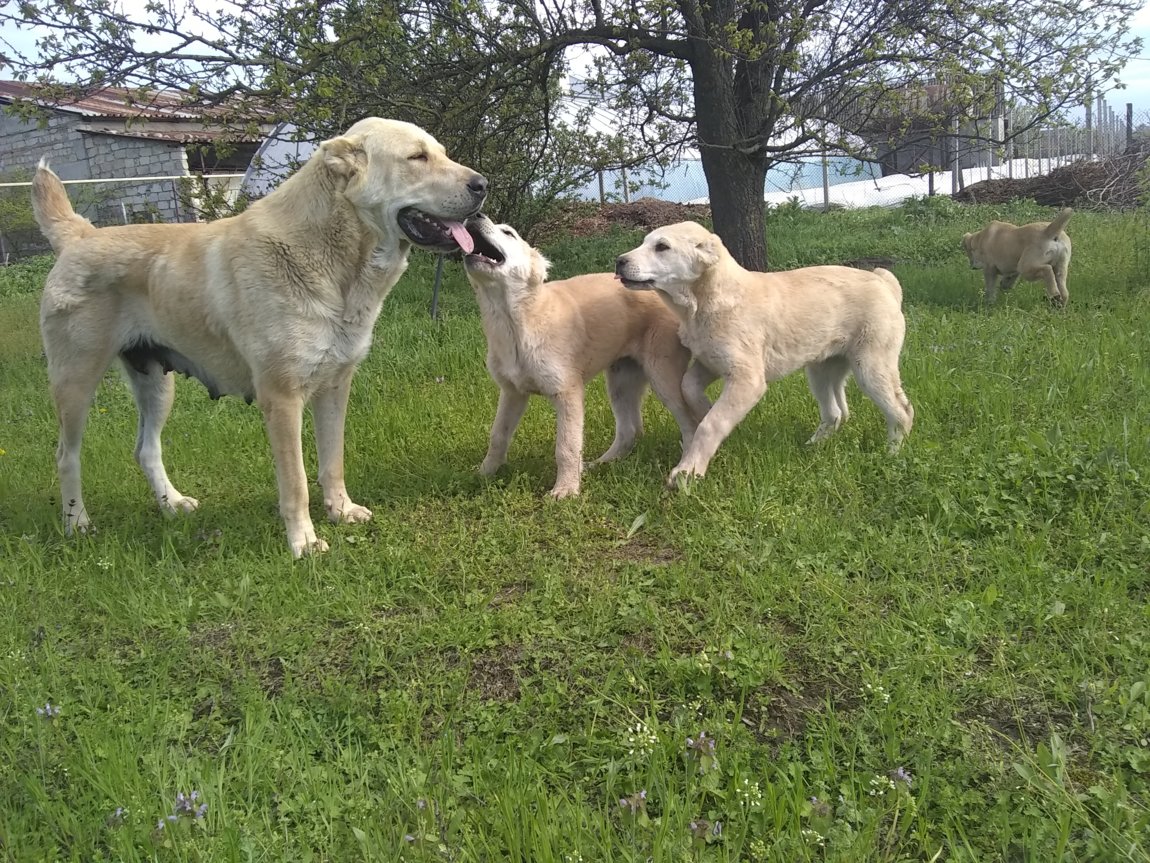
(873, 267, 903, 305)
(1045, 207, 1072, 238)
(31, 158, 95, 252)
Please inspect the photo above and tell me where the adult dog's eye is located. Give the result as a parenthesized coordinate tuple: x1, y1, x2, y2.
(501, 228, 515, 237)
(655, 241, 669, 252)
(409, 153, 428, 162)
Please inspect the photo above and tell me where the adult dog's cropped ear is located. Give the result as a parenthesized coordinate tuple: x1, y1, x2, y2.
(530, 249, 552, 284)
(694, 234, 722, 268)
(319, 136, 367, 186)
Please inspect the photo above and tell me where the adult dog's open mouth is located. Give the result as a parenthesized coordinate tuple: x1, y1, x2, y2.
(397, 207, 475, 253)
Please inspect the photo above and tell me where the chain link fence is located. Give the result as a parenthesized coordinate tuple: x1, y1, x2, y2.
(582, 101, 1147, 210)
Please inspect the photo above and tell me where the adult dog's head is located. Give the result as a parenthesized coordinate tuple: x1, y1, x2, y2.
(614, 221, 724, 312)
(961, 230, 985, 270)
(460, 214, 550, 296)
(318, 117, 487, 254)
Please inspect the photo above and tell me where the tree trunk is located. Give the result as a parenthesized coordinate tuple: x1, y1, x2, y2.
(698, 146, 769, 271)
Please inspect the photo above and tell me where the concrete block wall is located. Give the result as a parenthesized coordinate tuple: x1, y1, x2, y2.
(0, 112, 91, 180)
(81, 134, 190, 224)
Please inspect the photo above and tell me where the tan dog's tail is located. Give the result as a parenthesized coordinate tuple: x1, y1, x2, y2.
(31, 158, 95, 252)
(873, 267, 903, 305)
(1045, 207, 1072, 238)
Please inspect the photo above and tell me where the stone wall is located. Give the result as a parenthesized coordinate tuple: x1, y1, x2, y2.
(0, 110, 190, 226)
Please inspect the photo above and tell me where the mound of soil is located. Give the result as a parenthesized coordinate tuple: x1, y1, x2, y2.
(953, 144, 1149, 209)
(531, 197, 711, 244)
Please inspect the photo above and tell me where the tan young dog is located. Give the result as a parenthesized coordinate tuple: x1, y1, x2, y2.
(615, 221, 913, 486)
(461, 214, 710, 497)
(33, 117, 487, 557)
(962, 208, 1072, 306)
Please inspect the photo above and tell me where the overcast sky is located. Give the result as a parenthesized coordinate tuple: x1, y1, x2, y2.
(2, 1, 1148, 120)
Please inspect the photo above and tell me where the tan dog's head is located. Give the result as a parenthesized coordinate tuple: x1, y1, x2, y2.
(461, 214, 550, 295)
(614, 221, 723, 311)
(961, 230, 984, 270)
(318, 117, 488, 253)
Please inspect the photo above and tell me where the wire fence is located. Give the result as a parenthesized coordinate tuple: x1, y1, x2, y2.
(1, 103, 1146, 263)
(583, 101, 1147, 210)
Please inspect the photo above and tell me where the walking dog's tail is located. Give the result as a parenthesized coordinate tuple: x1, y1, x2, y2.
(1044, 207, 1072, 239)
(31, 158, 95, 252)
(873, 267, 903, 305)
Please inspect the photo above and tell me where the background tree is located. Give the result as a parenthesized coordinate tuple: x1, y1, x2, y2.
(2, 0, 1141, 267)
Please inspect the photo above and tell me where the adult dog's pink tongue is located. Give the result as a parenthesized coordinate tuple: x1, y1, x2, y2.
(447, 221, 474, 254)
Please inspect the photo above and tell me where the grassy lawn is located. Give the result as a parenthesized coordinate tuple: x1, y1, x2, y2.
(0, 198, 1147, 861)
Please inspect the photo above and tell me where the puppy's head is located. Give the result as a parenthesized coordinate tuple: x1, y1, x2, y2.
(962, 230, 984, 270)
(614, 221, 721, 311)
(461, 214, 550, 293)
(320, 117, 488, 254)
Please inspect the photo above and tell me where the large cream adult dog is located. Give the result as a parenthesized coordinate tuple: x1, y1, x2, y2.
(615, 221, 914, 486)
(962, 208, 1072, 306)
(461, 214, 710, 497)
(32, 117, 487, 557)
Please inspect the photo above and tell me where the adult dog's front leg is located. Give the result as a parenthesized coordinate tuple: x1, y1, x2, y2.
(313, 369, 372, 525)
(669, 374, 766, 486)
(548, 387, 585, 498)
(260, 388, 326, 557)
(480, 388, 529, 476)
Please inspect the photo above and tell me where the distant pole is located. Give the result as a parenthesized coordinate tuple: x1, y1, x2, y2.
(1128, 103, 1135, 151)
(598, 170, 606, 205)
(950, 116, 960, 194)
(1085, 82, 1094, 158)
(430, 256, 444, 320)
(1096, 94, 1104, 158)
(821, 149, 830, 211)
(621, 166, 630, 203)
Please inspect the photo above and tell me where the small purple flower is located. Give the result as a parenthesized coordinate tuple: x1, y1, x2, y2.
(168, 790, 207, 822)
(618, 789, 647, 815)
(404, 833, 416, 843)
(686, 730, 716, 756)
(890, 766, 913, 787)
(416, 797, 428, 811)
(712, 820, 722, 837)
(35, 701, 61, 720)
(106, 807, 127, 827)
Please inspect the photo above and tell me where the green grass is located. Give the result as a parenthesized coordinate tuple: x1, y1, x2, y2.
(1, 199, 1148, 861)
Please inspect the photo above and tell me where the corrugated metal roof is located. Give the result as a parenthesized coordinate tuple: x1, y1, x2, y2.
(74, 124, 265, 144)
(0, 80, 241, 121)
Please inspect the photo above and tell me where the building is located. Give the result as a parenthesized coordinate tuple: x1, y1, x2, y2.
(0, 81, 274, 227)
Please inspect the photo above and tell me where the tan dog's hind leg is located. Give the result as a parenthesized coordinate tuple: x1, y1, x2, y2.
(682, 362, 717, 423)
(592, 359, 645, 465)
(548, 386, 585, 498)
(50, 369, 107, 535)
(313, 369, 372, 525)
(850, 355, 913, 452)
(669, 374, 767, 485)
(642, 352, 702, 452)
(1021, 256, 1064, 307)
(122, 362, 199, 515)
(480, 388, 530, 476)
(1054, 260, 1070, 306)
(983, 268, 1000, 303)
(259, 388, 327, 557)
(805, 357, 851, 444)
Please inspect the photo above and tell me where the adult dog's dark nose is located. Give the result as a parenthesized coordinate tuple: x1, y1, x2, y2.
(468, 174, 489, 198)
(615, 255, 629, 275)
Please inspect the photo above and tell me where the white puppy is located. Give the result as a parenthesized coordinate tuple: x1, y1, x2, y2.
(615, 221, 913, 485)
(33, 118, 486, 557)
(462, 214, 709, 497)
